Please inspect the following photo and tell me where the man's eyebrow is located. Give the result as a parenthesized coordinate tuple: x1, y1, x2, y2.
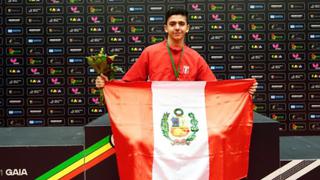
(168, 20, 186, 23)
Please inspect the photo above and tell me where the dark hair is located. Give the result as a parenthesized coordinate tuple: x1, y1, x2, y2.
(165, 8, 189, 25)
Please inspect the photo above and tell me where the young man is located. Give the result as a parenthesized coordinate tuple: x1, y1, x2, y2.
(96, 8, 257, 93)
(97, 8, 257, 146)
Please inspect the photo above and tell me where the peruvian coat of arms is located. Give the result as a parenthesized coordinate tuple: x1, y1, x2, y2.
(161, 108, 199, 145)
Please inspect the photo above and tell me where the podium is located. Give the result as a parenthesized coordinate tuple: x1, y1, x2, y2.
(84, 112, 280, 180)
(0, 127, 85, 179)
(0, 112, 279, 179)
(248, 112, 279, 179)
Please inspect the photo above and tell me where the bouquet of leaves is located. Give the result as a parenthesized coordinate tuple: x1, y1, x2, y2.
(86, 48, 124, 104)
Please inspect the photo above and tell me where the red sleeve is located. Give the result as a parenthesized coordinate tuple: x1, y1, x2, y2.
(122, 50, 149, 81)
(196, 57, 217, 81)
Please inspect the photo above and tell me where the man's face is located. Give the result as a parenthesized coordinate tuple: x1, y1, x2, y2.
(164, 15, 190, 42)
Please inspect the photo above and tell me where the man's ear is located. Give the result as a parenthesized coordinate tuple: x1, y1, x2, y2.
(164, 24, 168, 33)
(186, 24, 190, 33)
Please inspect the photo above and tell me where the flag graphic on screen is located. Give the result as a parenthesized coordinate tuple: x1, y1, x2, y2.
(104, 80, 255, 180)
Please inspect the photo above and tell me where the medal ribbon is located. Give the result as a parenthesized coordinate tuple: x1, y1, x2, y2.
(166, 41, 184, 80)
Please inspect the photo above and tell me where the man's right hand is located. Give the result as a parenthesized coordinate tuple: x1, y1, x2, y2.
(95, 74, 109, 88)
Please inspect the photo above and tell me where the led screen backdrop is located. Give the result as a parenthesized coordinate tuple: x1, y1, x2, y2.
(1, 0, 320, 135)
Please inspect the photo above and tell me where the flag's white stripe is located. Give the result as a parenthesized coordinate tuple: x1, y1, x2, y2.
(286, 160, 320, 180)
(152, 81, 209, 180)
(261, 160, 303, 180)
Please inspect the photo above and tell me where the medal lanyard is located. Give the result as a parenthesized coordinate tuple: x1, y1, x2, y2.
(166, 42, 184, 80)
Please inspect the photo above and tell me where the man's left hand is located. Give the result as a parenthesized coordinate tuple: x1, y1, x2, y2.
(249, 82, 258, 95)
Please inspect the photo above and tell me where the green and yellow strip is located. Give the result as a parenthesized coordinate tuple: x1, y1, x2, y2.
(36, 136, 116, 180)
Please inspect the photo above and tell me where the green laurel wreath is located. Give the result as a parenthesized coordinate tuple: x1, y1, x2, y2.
(186, 113, 199, 143)
(161, 112, 171, 141)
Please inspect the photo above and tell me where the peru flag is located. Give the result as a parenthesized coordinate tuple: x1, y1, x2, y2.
(104, 79, 255, 180)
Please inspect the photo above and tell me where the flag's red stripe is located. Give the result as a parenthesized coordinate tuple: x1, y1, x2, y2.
(60, 148, 116, 180)
(104, 82, 154, 180)
(205, 80, 255, 180)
